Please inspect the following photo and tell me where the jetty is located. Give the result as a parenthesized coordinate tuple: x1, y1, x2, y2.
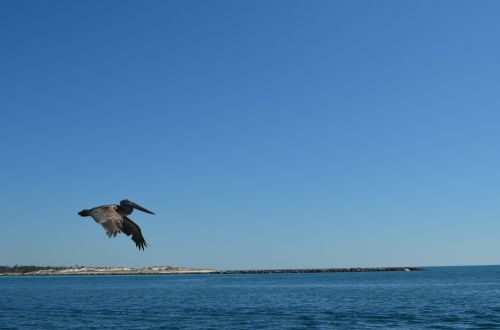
(213, 267, 422, 274)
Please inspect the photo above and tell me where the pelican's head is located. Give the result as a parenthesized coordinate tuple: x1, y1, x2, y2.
(120, 199, 155, 215)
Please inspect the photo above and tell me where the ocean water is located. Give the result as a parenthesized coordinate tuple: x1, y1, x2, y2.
(1, 266, 500, 329)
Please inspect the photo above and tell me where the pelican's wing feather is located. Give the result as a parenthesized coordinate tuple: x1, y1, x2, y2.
(122, 216, 148, 250)
(89, 205, 124, 237)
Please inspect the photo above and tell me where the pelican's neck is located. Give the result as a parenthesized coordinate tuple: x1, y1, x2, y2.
(117, 203, 133, 216)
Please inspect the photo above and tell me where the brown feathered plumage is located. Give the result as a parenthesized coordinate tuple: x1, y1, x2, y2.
(78, 199, 155, 250)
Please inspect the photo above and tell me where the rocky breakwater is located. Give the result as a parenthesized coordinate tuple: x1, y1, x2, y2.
(214, 267, 423, 274)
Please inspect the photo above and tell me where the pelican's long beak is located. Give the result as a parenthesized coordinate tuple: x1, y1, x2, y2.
(132, 202, 155, 215)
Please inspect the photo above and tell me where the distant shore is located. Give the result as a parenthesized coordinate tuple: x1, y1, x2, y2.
(0, 266, 423, 276)
(214, 267, 423, 274)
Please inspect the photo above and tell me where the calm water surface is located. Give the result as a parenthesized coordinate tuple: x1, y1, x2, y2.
(1, 266, 500, 329)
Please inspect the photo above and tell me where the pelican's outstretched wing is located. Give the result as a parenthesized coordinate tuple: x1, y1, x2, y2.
(89, 205, 124, 237)
(122, 216, 147, 250)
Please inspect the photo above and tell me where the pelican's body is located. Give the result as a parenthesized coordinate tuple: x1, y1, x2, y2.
(78, 199, 155, 250)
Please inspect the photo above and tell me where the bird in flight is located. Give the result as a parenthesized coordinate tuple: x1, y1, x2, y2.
(78, 199, 155, 250)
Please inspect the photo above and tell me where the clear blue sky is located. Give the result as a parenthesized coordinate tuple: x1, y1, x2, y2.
(1, 1, 500, 269)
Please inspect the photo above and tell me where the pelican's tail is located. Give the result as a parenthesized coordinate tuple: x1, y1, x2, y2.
(78, 209, 91, 217)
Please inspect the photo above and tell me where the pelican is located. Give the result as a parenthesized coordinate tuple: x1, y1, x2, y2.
(78, 199, 155, 250)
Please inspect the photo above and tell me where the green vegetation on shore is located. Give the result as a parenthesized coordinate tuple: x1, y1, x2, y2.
(0, 265, 68, 274)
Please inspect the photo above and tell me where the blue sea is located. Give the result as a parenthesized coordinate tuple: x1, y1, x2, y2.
(1, 266, 500, 329)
